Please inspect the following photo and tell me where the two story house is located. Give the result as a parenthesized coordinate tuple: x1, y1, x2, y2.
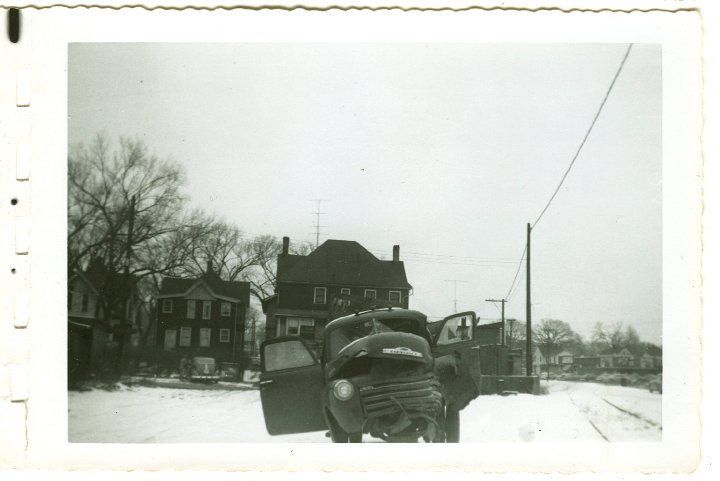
(155, 261, 250, 369)
(68, 260, 136, 384)
(262, 237, 412, 351)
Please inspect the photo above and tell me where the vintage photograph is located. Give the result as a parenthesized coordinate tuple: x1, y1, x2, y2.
(65, 41, 664, 444)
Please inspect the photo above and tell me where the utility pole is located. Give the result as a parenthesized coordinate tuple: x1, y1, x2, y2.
(444, 280, 467, 312)
(485, 298, 507, 344)
(311, 199, 328, 249)
(526, 222, 533, 377)
(116, 195, 136, 375)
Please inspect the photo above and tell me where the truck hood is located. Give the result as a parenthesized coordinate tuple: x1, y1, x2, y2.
(326, 332, 433, 378)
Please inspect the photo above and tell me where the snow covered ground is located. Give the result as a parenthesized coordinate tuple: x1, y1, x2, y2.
(68, 380, 661, 443)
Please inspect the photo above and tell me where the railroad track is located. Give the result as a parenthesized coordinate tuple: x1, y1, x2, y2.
(601, 396, 661, 429)
(568, 390, 661, 442)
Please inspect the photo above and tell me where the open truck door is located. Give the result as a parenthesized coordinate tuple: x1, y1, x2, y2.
(431, 311, 482, 410)
(259, 337, 327, 435)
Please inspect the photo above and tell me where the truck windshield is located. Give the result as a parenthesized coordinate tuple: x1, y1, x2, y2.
(327, 317, 424, 359)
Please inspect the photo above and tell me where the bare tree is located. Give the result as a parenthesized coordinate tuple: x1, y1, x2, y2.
(68, 134, 196, 375)
(68, 134, 192, 277)
(168, 224, 315, 304)
(242, 235, 313, 303)
(168, 215, 255, 281)
(591, 321, 625, 352)
(533, 319, 573, 380)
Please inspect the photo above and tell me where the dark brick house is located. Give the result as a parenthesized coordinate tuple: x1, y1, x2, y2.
(262, 237, 412, 351)
(155, 262, 250, 368)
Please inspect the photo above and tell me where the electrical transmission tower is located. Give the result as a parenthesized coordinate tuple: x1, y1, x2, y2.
(444, 279, 468, 312)
(311, 199, 328, 249)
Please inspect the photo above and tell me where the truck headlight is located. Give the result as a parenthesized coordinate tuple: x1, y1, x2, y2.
(333, 380, 355, 401)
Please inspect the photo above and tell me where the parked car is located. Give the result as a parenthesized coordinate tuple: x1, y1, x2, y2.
(181, 356, 220, 382)
(648, 374, 662, 393)
(259, 309, 484, 443)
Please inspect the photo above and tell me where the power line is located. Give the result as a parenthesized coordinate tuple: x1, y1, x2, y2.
(532, 43, 633, 230)
(403, 251, 521, 262)
(366, 248, 524, 267)
(505, 245, 527, 301)
(372, 255, 525, 269)
(502, 43, 633, 305)
(368, 248, 522, 263)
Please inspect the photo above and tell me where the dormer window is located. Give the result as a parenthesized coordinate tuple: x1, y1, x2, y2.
(314, 287, 327, 304)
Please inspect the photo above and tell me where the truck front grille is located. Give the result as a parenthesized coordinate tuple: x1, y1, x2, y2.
(358, 373, 443, 419)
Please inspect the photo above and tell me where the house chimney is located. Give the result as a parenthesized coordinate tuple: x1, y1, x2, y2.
(393, 245, 400, 262)
(206, 259, 213, 274)
(282, 236, 290, 255)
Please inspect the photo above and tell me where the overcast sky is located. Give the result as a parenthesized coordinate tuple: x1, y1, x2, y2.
(69, 43, 662, 344)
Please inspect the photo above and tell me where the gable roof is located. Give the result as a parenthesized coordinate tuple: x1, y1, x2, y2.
(159, 271, 250, 303)
(278, 239, 412, 289)
(70, 260, 134, 297)
(69, 271, 99, 296)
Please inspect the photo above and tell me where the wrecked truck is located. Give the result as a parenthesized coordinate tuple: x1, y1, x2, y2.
(259, 308, 483, 443)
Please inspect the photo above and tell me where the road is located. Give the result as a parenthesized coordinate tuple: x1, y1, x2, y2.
(68, 379, 661, 443)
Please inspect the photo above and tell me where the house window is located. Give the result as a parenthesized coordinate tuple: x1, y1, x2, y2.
(364, 289, 377, 299)
(314, 287, 327, 305)
(163, 329, 177, 350)
(202, 301, 212, 320)
(179, 327, 192, 347)
(340, 288, 351, 296)
(81, 293, 89, 312)
(219, 329, 231, 343)
(162, 299, 173, 313)
(186, 300, 196, 319)
(389, 291, 401, 304)
(287, 318, 315, 340)
(221, 302, 231, 317)
(199, 328, 211, 347)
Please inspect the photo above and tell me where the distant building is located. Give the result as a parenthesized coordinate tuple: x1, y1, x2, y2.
(596, 347, 662, 372)
(67, 259, 138, 384)
(262, 237, 412, 351)
(639, 352, 662, 369)
(573, 355, 601, 372)
(155, 261, 250, 369)
(557, 350, 574, 365)
(600, 347, 635, 368)
(532, 347, 575, 376)
(474, 321, 508, 375)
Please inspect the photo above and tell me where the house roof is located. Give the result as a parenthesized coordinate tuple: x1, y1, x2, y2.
(159, 271, 250, 303)
(600, 347, 635, 356)
(70, 260, 134, 297)
(278, 239, 412, 289)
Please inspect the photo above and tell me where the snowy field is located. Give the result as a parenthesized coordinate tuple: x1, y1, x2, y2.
(68, 380, 661, 443)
